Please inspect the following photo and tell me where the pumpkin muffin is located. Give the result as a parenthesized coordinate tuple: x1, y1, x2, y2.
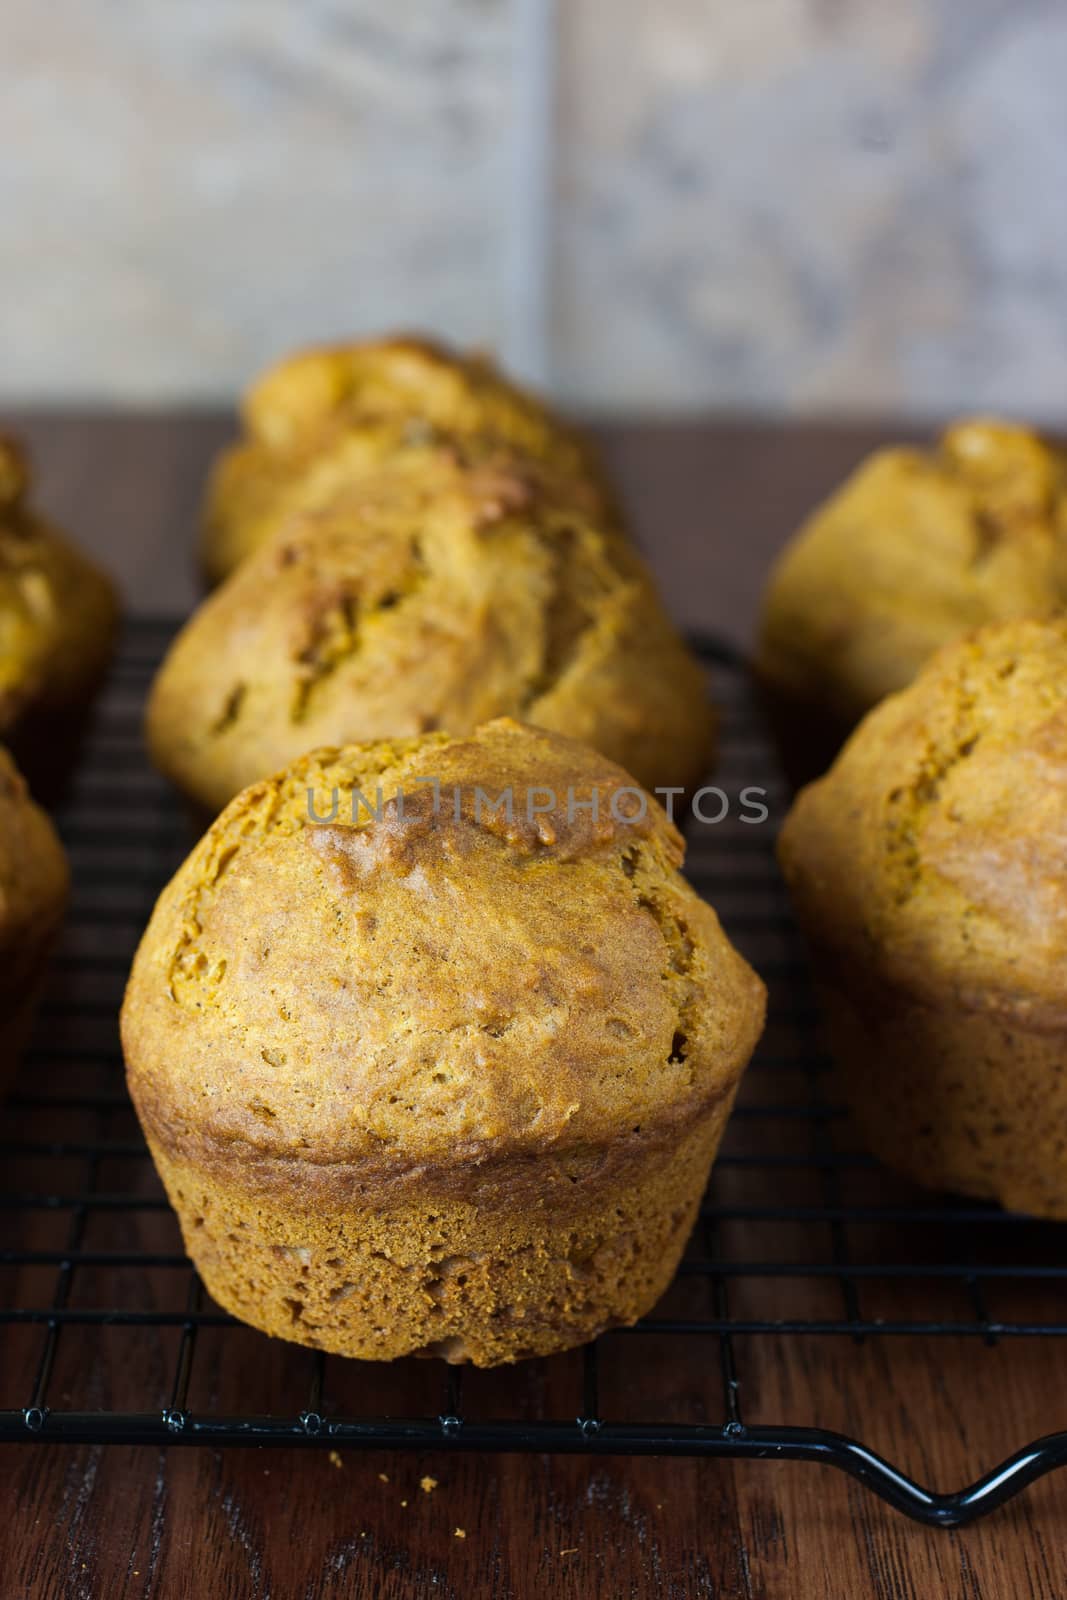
(0, 747, 69, 1089)
(0, 434, 119, 782)
(122, 719, 765, 1364)
(149, 441, 714, 816)
(778, 616, 1067, 1217)
(201, 335, 613, 585)
(757, 419, 1067, 784)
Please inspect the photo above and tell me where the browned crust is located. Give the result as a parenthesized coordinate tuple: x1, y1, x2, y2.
(129, 1061, 739, 1207)
(757, 419, 1067, 764)
(200, 334, 615, 586)
(123, 719, 764, 1176)
(779, 617, 1067, 1015)
(155, 439, 715, 813)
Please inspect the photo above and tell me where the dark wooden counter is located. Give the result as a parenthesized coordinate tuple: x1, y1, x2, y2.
(2, 413, 1062, 1600)
(7, 410, 925, 643)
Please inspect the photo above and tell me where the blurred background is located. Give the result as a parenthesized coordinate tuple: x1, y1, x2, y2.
(2, 0, 1065, 417)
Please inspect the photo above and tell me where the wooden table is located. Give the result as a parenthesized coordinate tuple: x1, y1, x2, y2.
(2, 413, 1063, 1600)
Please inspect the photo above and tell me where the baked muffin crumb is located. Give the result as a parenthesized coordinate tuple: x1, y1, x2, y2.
(779, 616, 1067, 1216)
(0, 746, 69, 1089)
(757, 418, 1067, 784)
(0, 434, 119, 785)
(151, 444, 714, 813)
(200, 335, 614, 584)
(123, 720, 765, 1362)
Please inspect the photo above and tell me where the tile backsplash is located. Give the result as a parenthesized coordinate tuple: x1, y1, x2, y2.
(2, 0, 1065, 416)
(1, 0, 513, 399)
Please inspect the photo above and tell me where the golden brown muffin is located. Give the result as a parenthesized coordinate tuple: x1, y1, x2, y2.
(0, 434, 119, 786)
(757, 419, 1067, 785)
(149, 441, 715, 816)
(201, 335, 613, 585)
(0, 746, 69, 1089)
(122, 720, 765, 1364)
(778, 616, 1067, 1217)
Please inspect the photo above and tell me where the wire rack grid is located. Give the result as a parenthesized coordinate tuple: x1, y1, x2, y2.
(1, 618, 1066, 1529)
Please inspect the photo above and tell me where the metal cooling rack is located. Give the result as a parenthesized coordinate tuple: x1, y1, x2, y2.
(1, 617, 1066, 1528)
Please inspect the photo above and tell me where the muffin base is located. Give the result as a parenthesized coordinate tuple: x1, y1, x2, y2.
(147, 1102, 733, 1366)
(821, 978, 1067, 1219)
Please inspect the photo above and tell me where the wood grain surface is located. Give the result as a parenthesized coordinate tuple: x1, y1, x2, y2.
(1, 412, 1064, 1600)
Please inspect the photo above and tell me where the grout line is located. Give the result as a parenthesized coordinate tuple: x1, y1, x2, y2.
(503, 0, 556, 388)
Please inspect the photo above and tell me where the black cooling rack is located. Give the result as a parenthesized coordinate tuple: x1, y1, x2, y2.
(2, 618, 1066, 1529)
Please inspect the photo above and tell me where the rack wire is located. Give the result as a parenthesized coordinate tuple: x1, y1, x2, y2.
(1, 618, 1066, 1527)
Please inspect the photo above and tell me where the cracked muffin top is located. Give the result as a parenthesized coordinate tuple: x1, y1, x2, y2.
(0, 435, 119, 736)
(123, 719, 765, 1178)
(0, 746, 69, 1007)
(778, 616, 1067, 1016)
(149, 440, 714, 815)
(200, 335, 613, 585)
(758, 419, 1067, 732)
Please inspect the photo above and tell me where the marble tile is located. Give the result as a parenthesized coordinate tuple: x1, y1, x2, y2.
(0, 0, 513, 400)
(552, 0, 1067, 418)
(2, 0, 1066, 417)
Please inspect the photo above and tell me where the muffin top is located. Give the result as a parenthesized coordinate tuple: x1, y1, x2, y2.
(778, 616, 1067, 1018)
(201, 335, 611, 583)
(150, 441, 714, 813)
(0, 746, 69, 988)
(0, 436, 119, 734)
(759, 420, 1067, 728)
(123, 720, 765, 1180)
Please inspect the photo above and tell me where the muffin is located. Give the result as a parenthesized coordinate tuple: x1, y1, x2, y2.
(201, 335, 613, 585)
(0, 747, 70, 1089)
(778, 616, 1067, 1217)
(122, 719, 765, 1364)
(757, 419, 1067, 784)
(149, 442, 715, 816)
(0, 434, 119, 787)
